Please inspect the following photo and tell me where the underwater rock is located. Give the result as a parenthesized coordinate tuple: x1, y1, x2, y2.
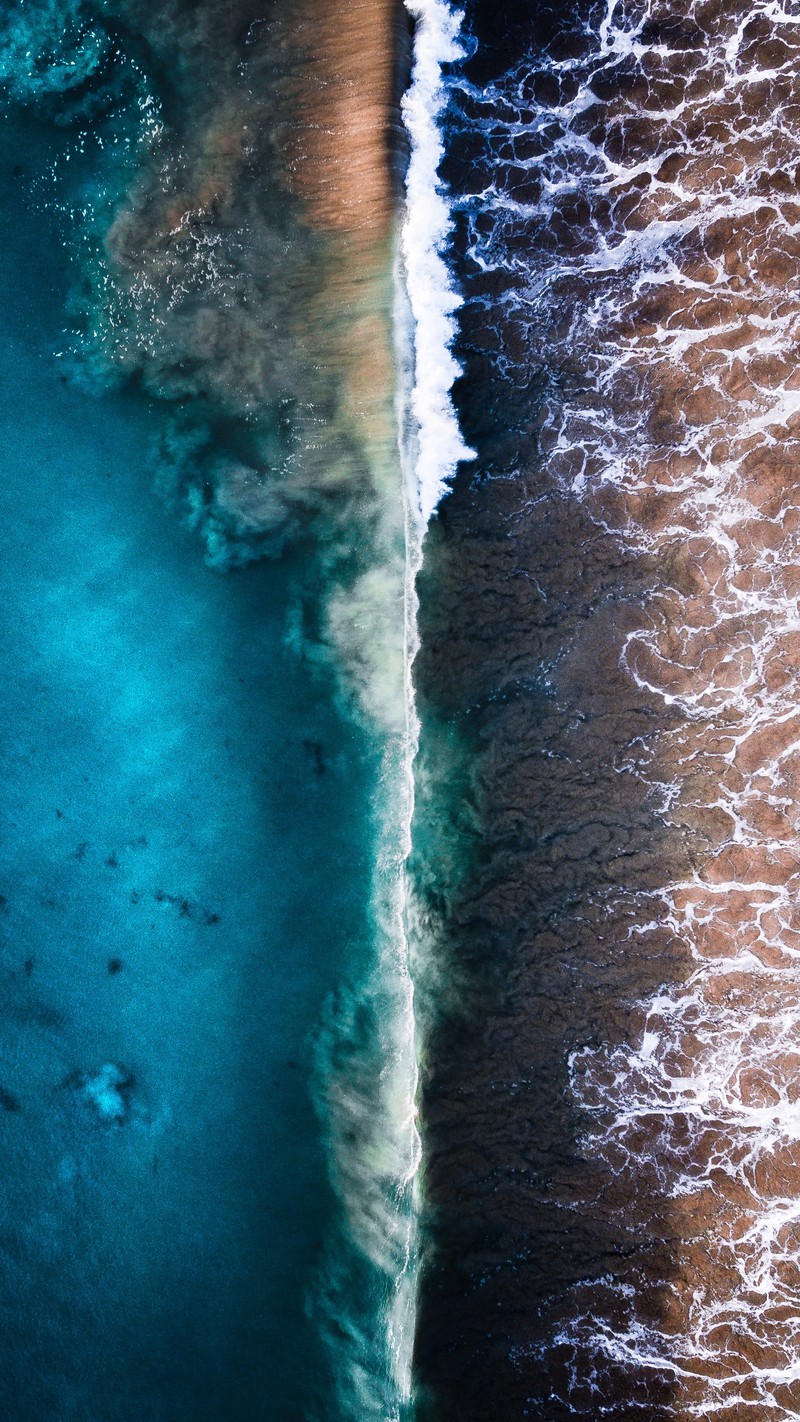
(302, 738, 326, 776)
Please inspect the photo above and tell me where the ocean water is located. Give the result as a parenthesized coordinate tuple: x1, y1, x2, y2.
(0, 104, 386, 1421)
(414, 0, 800, 1419)
(0, 0, 490, 1408)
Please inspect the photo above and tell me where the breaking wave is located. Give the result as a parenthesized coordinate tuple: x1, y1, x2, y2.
(401, 0, 474, 525)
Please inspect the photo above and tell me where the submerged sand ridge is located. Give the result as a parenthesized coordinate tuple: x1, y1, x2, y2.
(414, 0, 800, 1416)
(283, 0, 404, 238)
(280, 0, 408, 448)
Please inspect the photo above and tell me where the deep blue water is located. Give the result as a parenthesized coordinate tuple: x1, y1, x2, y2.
(0, 112, 377, 1422)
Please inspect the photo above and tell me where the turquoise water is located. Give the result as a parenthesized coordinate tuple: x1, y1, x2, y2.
(0, 113, 379, 1421)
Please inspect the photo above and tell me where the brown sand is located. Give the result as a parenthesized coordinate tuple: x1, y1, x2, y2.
(284, 0, 403, 238)
(280, 0, 409, 461)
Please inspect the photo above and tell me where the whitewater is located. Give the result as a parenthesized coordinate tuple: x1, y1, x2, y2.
(425, 0, 800, 1415)
(341, 0, 476, 1410)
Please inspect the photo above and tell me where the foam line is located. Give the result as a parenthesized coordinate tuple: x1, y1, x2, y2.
(401, 0, 475, 525)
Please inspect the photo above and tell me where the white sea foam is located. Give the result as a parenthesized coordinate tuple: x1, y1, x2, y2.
(450, 0, 800, 1412)
(368, 0, 476, 1402)
(401, 0, 475, 525)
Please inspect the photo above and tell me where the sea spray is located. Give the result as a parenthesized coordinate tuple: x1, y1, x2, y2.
(397, 0, 474, 1395)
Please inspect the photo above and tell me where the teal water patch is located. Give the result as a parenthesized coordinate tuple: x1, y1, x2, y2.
(0, 114, 378, 1421)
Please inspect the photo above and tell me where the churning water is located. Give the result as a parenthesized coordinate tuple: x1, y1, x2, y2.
(412, 1, 800, 1418)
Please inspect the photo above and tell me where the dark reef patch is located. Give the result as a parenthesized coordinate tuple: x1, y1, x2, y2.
(0, 1086, 22, 1113)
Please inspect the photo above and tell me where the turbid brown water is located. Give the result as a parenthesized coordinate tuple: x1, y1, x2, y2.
(284, 0, 406, 238)
(413, 1, 800, 1417)
(86, 0, 410, 620)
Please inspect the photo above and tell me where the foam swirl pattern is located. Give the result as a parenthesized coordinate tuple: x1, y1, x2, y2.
(416, 0, 800, 1417)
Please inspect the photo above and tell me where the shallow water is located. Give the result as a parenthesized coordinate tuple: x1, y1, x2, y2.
(413, 0, 800, 1417)
(0, 112, 383, 1421)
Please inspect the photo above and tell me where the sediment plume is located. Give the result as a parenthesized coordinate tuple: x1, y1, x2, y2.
(278, 6, 424, 1420)
(279, 0, 414, 729)
(1, 0, 411, 722)
(413, 0, 800, 1417)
